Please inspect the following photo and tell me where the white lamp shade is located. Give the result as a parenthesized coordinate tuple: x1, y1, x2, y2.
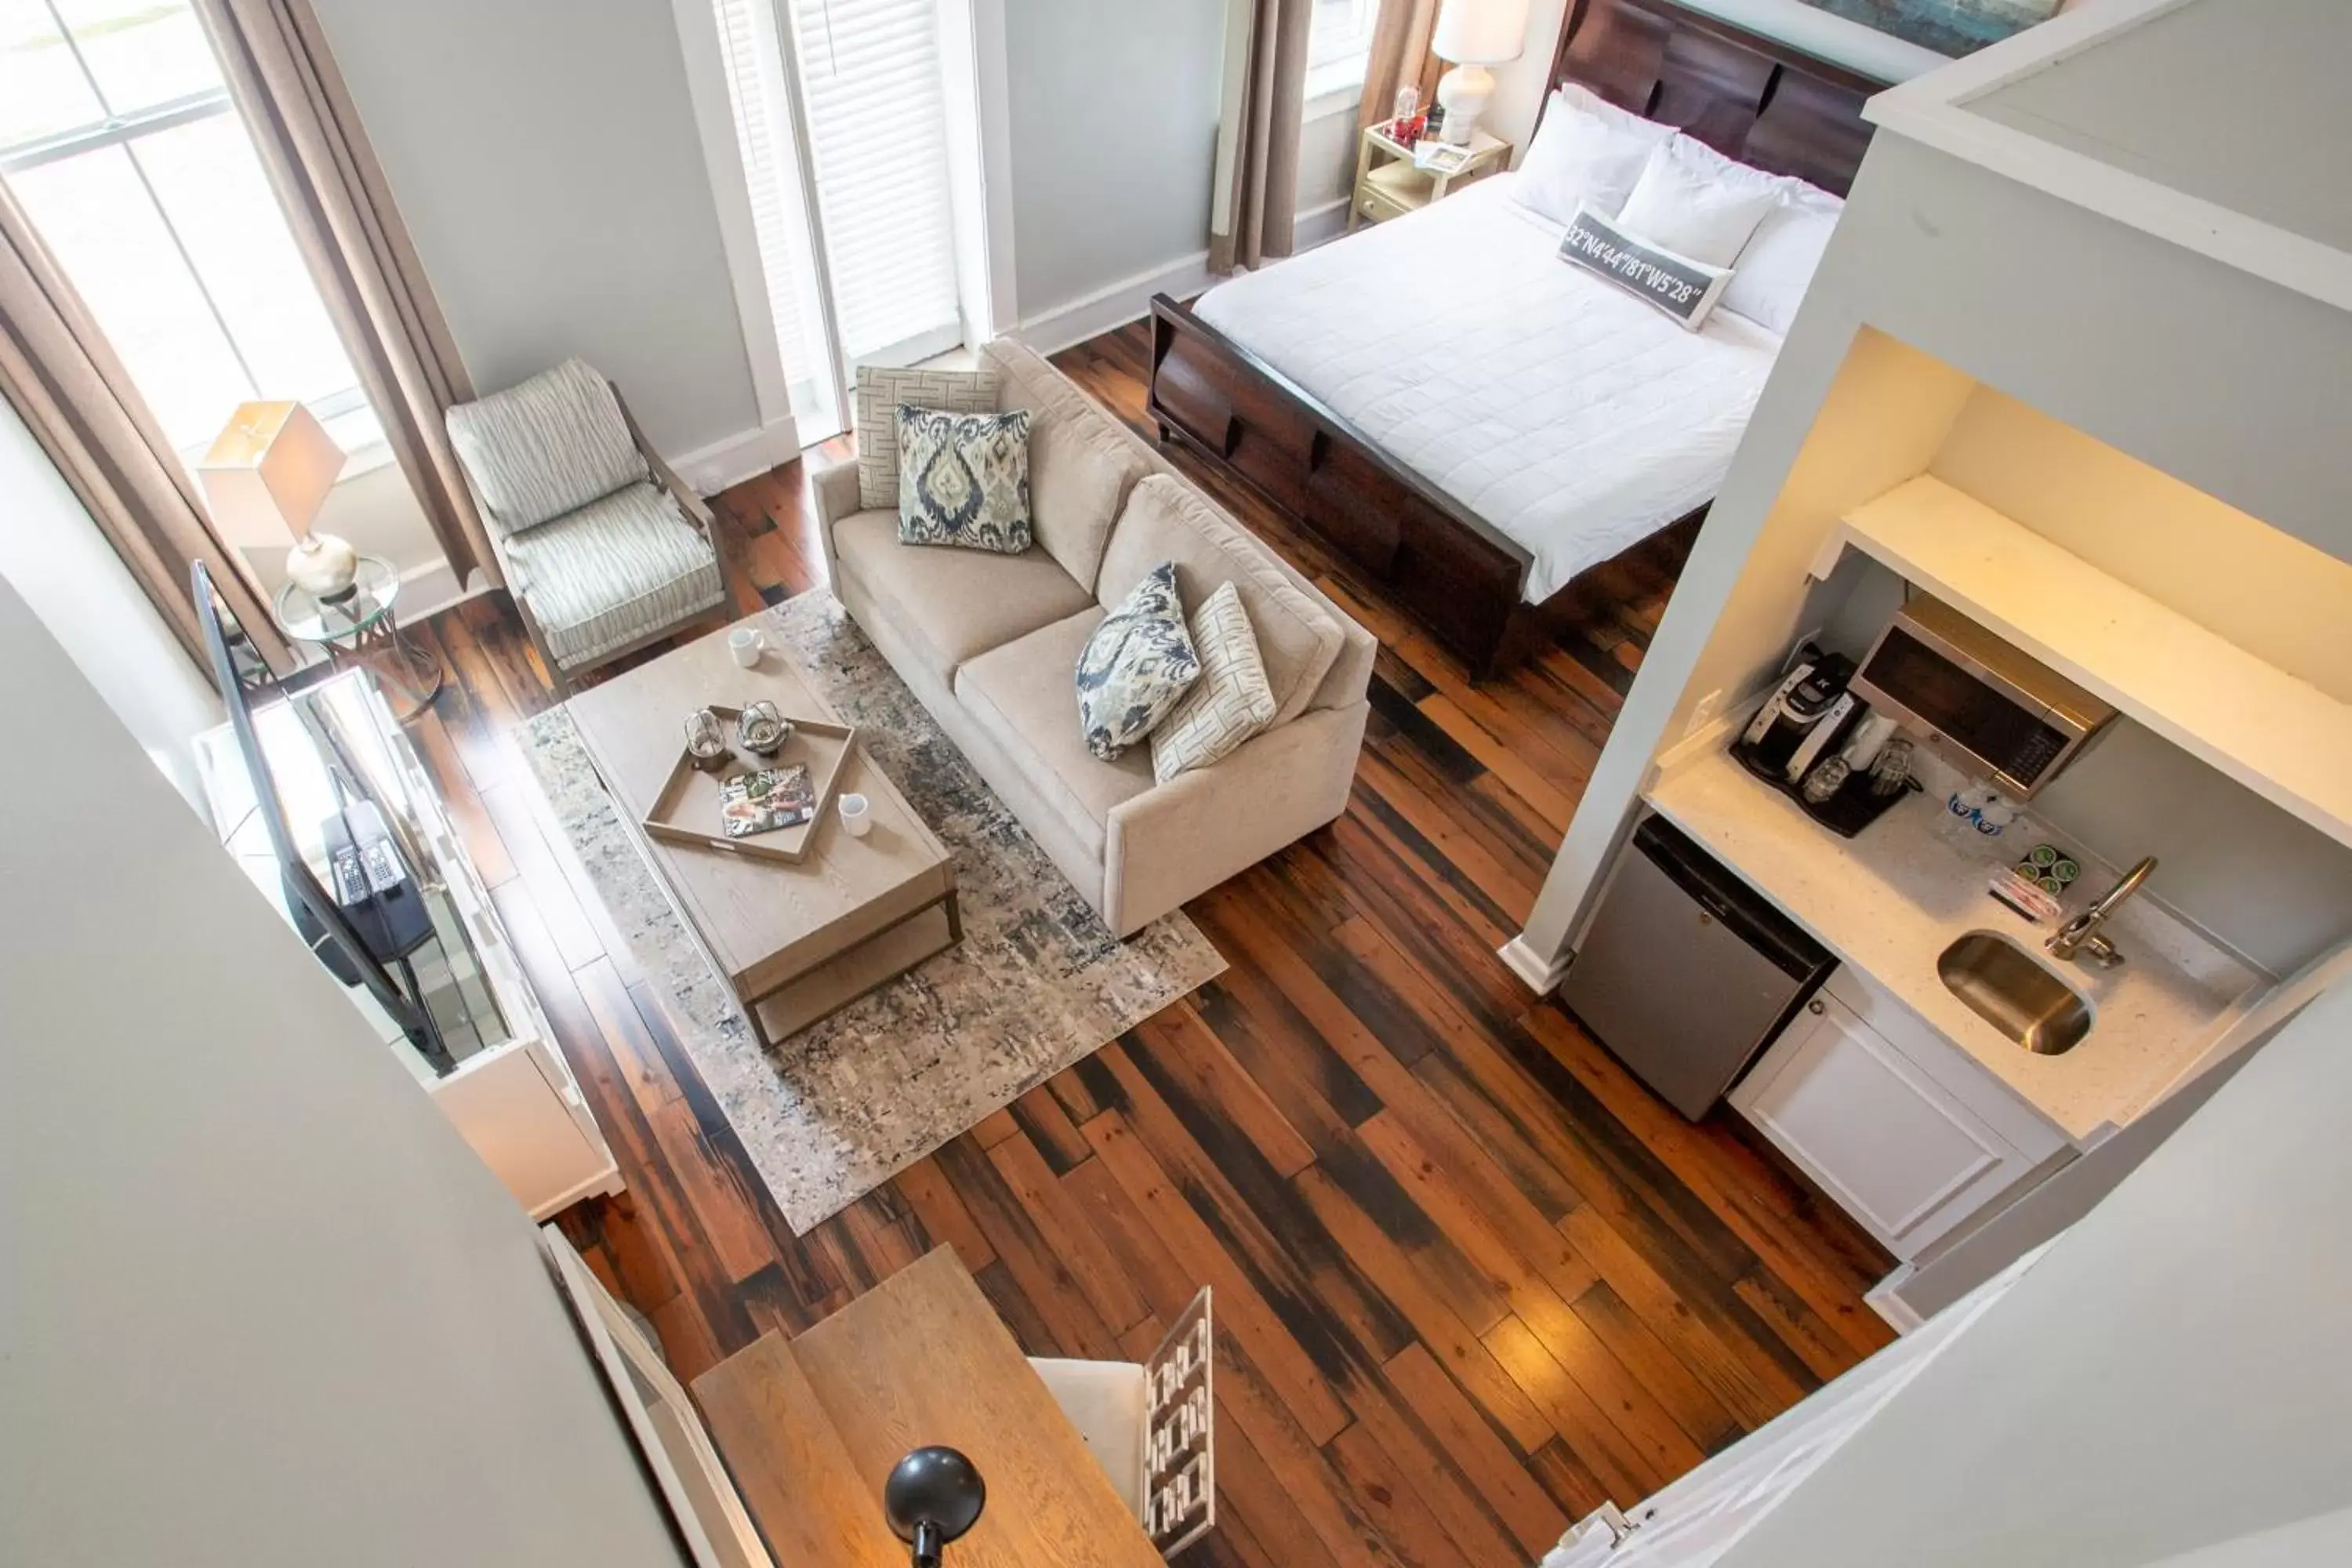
(196, 400, 347, 549)
(1432, 0, 1530, 64)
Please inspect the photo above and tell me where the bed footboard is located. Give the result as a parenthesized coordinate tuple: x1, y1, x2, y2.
(1147, 294, 1534, 677)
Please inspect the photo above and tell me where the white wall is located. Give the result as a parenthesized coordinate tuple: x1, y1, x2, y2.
(0, 398, 220, 806)
(0, 575, 688, 1567)
(1929, 387, 2352, 701)
(1487, 0, 1573, 161)
(1003, 0, 1229, 325)
(1714, 977, 2352, 1567)
(308, 0, 762, 463)
(1296, 100, 1360, 225)
(1519, 122, 2352, 969)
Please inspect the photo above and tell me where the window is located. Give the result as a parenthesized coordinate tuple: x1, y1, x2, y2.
(0, 0, 372, 456)
(789, 0, 964, 368)
(1307, 0, 1379, 103)
(702, 0, 978, 441)
(711, 0, 835, 427)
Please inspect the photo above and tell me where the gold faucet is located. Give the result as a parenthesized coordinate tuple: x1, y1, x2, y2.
(2045, 857, 2158, 967)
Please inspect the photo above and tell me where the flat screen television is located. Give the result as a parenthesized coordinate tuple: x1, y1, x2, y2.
(191, 561, 437, 1055)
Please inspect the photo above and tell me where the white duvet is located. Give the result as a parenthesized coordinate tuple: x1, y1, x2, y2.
(1192, 176, 1782, 603)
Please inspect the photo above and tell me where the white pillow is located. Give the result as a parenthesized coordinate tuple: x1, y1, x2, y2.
(1650, 127, 1788, 205)
(1721, 184, 1844, 336)
(1615, 137, 1780, 268)
(1513, 87, 1672, 225)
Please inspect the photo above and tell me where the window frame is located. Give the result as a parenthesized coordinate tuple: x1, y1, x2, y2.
(1305, 0, 1379, 105)
(0, 9, 372, 460)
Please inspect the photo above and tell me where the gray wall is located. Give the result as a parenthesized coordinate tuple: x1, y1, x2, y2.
(1003, 0, 1228, 319)
(310, 0, 760, 458)
(0, 399, 219, 806)
(1719, 977, 2352, 1568)
(0, 577, 687, 1567)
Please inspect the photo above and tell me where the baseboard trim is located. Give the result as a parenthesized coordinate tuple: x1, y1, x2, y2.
(1013, 252, 1214, 358)
(397, 557, 478, 624)
(1294, 195, 1351, 252)
(1011, 201, 1357, 359)
(670, 414, 802, 496)
(1865, 1266, 1928, 1334)
(1498, 934, 1570, 994)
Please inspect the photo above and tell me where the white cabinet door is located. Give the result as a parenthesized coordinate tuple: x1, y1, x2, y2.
(1733, 989, 2038, 1258)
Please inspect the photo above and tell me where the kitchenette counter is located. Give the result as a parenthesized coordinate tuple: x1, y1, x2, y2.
(1645, 744, 2265, 1143)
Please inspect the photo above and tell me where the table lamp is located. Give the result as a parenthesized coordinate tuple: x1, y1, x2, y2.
(884, 1446, 985, 1566)
(1432, 0, 1530, 145)
(197, 400, 357, 601)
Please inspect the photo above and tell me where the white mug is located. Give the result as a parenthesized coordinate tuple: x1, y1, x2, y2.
(838, 792, 872, 839)
(728, 626, 766, 669)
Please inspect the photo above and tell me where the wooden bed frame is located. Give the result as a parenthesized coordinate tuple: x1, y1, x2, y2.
(1147, 0, 1886, 677)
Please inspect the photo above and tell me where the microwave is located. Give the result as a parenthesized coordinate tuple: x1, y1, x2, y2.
(1849, 595, 2114, 797)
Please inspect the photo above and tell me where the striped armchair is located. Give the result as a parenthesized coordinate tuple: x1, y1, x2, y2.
(446, 359, 728, 690)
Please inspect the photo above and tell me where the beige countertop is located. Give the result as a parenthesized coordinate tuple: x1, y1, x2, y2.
(1644, 745, 2264, 1144)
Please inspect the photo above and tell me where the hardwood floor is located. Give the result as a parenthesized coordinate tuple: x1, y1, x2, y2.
(408, 321, 1894, 1566)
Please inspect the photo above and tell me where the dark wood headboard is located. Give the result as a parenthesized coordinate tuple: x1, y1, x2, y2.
(1549, 0, 1886, 194)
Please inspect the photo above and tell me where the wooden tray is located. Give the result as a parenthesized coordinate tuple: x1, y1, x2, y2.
(641, 709, 855, 866)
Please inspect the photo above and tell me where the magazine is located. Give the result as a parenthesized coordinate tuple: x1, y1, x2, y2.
(718, 763, 815, 838)
(1411, 140, 1473, 175)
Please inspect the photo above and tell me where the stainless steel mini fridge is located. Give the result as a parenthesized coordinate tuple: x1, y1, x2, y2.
(1561, 814, 1834, 1119)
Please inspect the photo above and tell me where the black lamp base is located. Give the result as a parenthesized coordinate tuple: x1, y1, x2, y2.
(884, 1446, 985, 1567)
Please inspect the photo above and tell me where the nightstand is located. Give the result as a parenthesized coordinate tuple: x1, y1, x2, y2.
(1349, 122, 1511, 230)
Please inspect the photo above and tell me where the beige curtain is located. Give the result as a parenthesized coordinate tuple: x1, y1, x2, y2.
(1210, 0, 1315, 272)
(194, 0, 499, 590)
(0, 181, 292, 672)
(1358, 0, 1443, 134)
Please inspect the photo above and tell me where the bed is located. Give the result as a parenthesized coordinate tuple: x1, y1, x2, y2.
(1190, 177, 1782, 606)
(1147, 0, 1886, 676)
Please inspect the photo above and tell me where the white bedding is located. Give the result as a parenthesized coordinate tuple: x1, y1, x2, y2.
(1192, 176, 1782, 603)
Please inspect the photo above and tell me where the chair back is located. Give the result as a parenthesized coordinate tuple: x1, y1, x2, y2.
(444, 357, 649, 539)
(1142, 1287, 1214, 1556)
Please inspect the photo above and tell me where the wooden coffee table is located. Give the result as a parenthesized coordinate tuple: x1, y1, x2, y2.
(566, 614, 959, 1047)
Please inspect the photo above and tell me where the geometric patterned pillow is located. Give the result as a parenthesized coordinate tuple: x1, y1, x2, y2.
(895, 406, 1033, 554)
(855, 365, 1000, 510)
(1150, 581, 1275, 784)
(1075, 561, 1200, 762)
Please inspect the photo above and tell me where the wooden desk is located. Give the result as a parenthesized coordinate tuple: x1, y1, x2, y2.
(695, 1249, 1160, 1567)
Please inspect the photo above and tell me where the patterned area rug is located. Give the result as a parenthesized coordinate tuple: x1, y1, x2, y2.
(519, 593, 1225, 1233)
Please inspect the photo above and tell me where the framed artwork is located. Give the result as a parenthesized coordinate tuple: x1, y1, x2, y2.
(1795, 0, 2066, 56)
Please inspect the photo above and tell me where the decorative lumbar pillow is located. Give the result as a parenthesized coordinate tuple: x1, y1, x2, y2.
(1559, 205, 1733, 332)
(1150, 580, 1276, 785)
(895, 405, 1034, 553)
(855, 365, 1000, 510)
(1614, 137, 1780, 268)
(1075, 561, 1200, 761)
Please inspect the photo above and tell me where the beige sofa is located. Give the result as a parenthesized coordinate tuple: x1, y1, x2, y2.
(814, 339, 1374, 938)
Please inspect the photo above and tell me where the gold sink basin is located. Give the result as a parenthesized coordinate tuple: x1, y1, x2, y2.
(1937, 932, 2093, 1055)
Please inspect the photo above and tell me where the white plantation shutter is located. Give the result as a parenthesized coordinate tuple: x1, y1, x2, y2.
(711, 0, 824, 403)
(790, 0, 965, 364)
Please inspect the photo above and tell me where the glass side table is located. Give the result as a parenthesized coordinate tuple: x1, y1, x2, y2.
(274, 554, 445, 722)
